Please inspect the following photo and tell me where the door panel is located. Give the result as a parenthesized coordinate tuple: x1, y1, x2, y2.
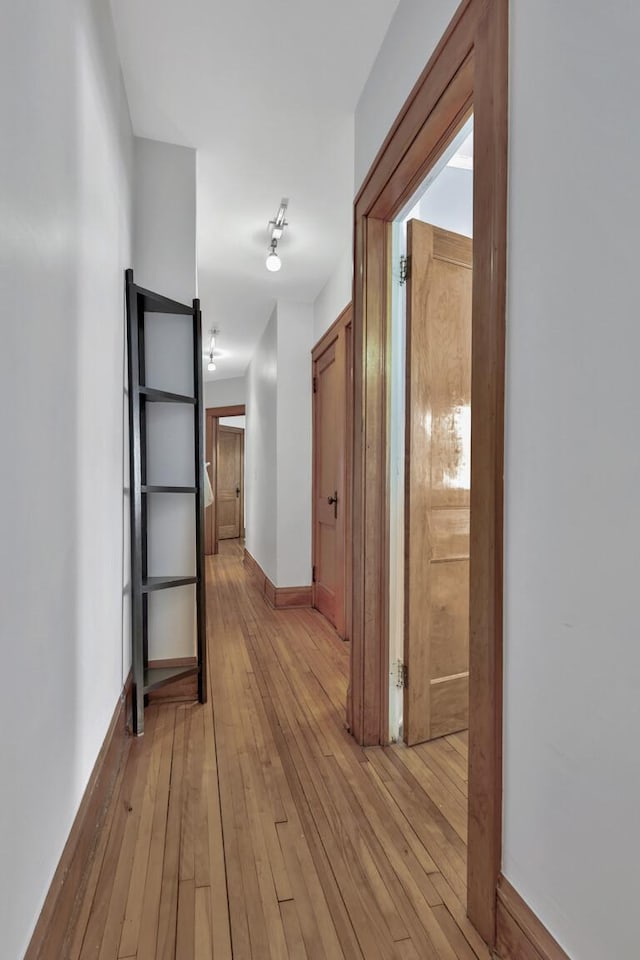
(216, 427, 243, 540)
(404, 219, 472, 745)
(312, 321, 349, 636)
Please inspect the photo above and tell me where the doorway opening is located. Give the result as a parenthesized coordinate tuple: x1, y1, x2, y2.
(350, 0, 507, 946)
(205, 403, 246, 555)
(388, 115, 473, 744)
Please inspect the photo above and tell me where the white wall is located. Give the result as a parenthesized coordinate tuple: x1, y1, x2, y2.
(316, 0, 459, 341)
(276, 302, 314, 586)
(414, 166, 473, 238)
(245, 302, 314, 587)
(133, 137, 198, 661)
(204, 375, 246, 409)
(354, 0, 459, 191)
(356, 2, 640, 958)
(245, 309, 278, 583)
(0, 1, 133, 957)
(219, 416, 246, 428)
(313, 243, 352, 342)
(503, 4, 640, 959)
(133, 137, 197, 302)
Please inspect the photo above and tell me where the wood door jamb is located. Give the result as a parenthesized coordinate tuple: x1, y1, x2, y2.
(350, 0, 508, 947)
(206, 404, 246, 555)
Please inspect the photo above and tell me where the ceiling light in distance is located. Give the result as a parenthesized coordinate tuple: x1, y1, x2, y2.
(207, 360, 216, 372)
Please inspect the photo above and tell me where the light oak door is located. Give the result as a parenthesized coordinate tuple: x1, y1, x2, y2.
(404, 220, 472, 745)
(216, 426, 243, 540)
(312, 323, 349, 637)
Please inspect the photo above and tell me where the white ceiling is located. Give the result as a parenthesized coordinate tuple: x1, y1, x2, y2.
(110, 0, 399, 379)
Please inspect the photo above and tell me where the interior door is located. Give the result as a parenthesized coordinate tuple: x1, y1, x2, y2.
(312, 324, 348, 636)
(216, 426, 243, 540)
(404, 219, 472, 745)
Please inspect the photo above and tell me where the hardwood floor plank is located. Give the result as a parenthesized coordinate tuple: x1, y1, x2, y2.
(66, 734, 131, 960)
(392, 744, 468, 842)
(60, 540, 484, 960)
(195, 885, 214, 960)
(432, 903, 480, 960)
(227, 647, 289, 960)
(176, 878, 196, 959)
(156, 706, 190, 960)
(202, 659, 233, 960)
(136, 707, 177, 960)
(430, 874, 492, 960)
(117, 708, 167, 958)
(365, 747, 468, 903)
(247, 631, 395, 959)
(279, 898, 310, 960)
(97, 712, 159, 960)
(276, 820, 348, 960)
(78, 718, 156, 960)
(414, 738, 469, 799)
(213, 638, 267, 959)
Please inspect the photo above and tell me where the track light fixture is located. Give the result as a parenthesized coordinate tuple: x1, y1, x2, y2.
(266, 198, 288, 272)
(207, 329, 220, 372)
(266, 239, 281, 272)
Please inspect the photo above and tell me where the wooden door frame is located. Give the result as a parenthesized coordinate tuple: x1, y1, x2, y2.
(205, 403, 245, 555)
(350, 0, 507, 947)
(217, 424, 245, 540)
(311, 304, 353, 639)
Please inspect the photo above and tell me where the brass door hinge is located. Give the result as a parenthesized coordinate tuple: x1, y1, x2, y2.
(396, 660, 408, 689)
(399, 254, 409, 286)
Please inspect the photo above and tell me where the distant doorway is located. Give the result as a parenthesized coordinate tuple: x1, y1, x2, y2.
(216, 424, 244, 541)
(205, 404, 245, 555)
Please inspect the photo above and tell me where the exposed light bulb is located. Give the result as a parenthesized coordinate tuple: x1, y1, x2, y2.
(207, 359, 216, 372)
(266, 249, 281, 272)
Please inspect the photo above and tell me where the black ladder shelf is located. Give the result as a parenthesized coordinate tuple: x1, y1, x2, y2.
(125, 268, 206, 735)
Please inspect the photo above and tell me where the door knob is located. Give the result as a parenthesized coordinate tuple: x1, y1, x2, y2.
(236, 486, 240, 497)
(327, 491, 338, 519)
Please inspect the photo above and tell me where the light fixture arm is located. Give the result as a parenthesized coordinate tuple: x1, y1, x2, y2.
(207, 328, 220, 371)
(268, 198, 289, 242)
(265, 198, 288, 272)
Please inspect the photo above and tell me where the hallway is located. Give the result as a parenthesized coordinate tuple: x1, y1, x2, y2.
(64, 543, 487, 960)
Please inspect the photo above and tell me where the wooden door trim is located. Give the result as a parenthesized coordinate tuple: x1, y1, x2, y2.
(496, 877, 571, 960)
(205, 404, 246, 555)
(311, 301, 352, 358)
(311, 305, 353, 639)
(207, 404, 245, 418)
(217, 424, 244, 540)
(350, 0, 507, 947)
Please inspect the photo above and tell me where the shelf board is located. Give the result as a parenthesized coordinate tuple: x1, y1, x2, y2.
(139, 387, 195, 404)
(143, 664, 198, 694)
(132, 283, 194, 316)
(141, 485, 197, 494)
(142, 575, 197, 593)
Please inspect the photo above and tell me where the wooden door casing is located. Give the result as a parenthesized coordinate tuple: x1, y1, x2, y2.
(350, 0, 508, 941)
(216, 426, 243, 540)
(312, 306, 352, 639)
(404, 220, 472, 746)
(205, 404, 245, 556)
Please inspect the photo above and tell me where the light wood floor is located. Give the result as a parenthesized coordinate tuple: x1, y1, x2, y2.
(64, 540, 489, 959)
